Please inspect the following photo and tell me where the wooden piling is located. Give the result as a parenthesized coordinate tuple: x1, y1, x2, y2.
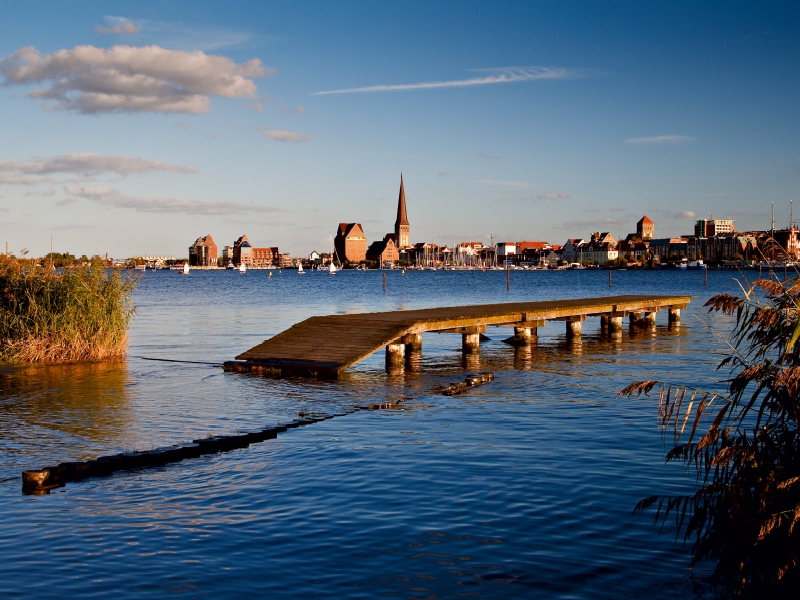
(462, 332, 480, 354)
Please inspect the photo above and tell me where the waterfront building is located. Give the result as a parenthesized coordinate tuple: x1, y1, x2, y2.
(189, 235, 217, 267)
(495, 242, 516, 266)
(583, 240, 619, 265)
(619, 239, 650, 262)
(232, 235, 280, 268)
(695, 218, 734, 237)
(649, 238, 690, 261)
(637, 216, 654, 240)
(768, 228, 800, 260)
(220, 245, 234, 267)
(309, 250, 321, 265)
(366, 236, 399, 265)
(562, 238, 587, 263)
(334, 223, 367, 263)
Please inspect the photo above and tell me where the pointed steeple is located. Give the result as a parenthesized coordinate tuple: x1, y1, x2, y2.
(395, 173, 409, 227)
(394, 173, 410, 248)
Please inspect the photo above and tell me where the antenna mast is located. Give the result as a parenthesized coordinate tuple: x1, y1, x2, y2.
(772, 202, 775, 236)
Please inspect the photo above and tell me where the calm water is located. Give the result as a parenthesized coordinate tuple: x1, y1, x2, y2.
(0, 269, 741, 598)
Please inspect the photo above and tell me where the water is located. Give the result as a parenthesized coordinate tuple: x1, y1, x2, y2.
(0, 269, 741, 598)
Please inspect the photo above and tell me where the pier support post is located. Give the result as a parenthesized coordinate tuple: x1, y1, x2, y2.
(600, 315, 609, 331)
(629, 312, 642, 326)
(511, 326, 536, 345)
(644, 311, 657, 327)
(668, 308, 681, 324)
(404, 332, 423, 351)
(385, 342, 405, 367)
(608, 316, 623, 332)
(566, 320, 582, 338)
(462, 333, 481, 354)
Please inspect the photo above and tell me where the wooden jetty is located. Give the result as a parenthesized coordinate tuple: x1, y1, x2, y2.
(223, 294, 693, 379)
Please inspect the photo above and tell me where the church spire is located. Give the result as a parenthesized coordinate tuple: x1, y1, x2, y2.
(394, 173, 410, 248)
(395, 173, 409, 226)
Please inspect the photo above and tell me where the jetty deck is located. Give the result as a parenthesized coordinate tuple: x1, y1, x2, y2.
(224, 294, 693, 378)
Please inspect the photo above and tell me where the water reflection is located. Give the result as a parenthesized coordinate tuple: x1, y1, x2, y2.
(0, 361, 130, 443)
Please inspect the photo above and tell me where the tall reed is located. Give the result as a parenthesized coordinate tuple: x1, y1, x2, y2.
(621, 272, 800, 596)
(0, 257, 138, 363)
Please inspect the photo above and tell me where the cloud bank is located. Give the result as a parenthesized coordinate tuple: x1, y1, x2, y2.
(0, 153, 197, 175)
(0, 45, 270, 113)
(625, 135, 696, 144)
(314, 66, 574, 95)
(538, 192, 571, 201)
(0, 173, 57, 185)
(65, 185, 283, 215)
(263, 129, 311, 142)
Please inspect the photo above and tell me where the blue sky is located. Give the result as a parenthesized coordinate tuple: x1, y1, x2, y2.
(0, 1, 797, 258)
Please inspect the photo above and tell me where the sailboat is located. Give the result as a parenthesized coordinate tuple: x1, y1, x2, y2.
(239, 262, 247, 274)
(329, 234, 337, 275)
(182, 263, 190, 275)
(298, 262, 306, 274)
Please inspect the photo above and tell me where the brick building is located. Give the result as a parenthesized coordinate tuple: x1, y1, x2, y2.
(637, 216, 654, 240)
(366, 235, 399, 265)
(232, 234, 280, 268)
(189, 234, 217, 267)
(334, 223, 367, 263)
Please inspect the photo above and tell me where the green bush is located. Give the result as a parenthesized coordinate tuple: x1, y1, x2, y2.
(0, 257, 138, 362)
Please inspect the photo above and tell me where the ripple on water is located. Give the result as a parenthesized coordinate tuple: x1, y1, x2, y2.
(0, 270, 732, 598)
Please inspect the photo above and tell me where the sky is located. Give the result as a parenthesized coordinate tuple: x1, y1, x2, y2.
(0, 1, 798, 258)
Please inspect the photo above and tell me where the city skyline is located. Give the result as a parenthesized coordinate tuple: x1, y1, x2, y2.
(0, 1, 797, 257)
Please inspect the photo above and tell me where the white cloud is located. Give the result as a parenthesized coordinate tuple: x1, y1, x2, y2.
(0, 173, 57, 185)
(64, 185, 283, 215)
(96, 18, 140, 35)
(0, 45, 270, 114)
(676, 210, 696, 218)
(538, 192, 571, 201)
(437, 171, 449, 176)
(609, 206, 625, 212)
(477, 179, 529, 188)
(314, 66, 575, 95)
(625, 135, 697, 144)
(263, 129, 311, 142)
(0, 153, 197, 175)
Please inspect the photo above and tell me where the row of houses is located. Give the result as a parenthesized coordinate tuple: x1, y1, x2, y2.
(189, 234, 292, 268)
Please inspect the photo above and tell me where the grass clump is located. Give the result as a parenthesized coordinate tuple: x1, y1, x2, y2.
(0, 257, 138, 363)
(621, 274, 800, 597)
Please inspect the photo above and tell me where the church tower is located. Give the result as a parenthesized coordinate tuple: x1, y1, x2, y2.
(394, 173, 410, 248)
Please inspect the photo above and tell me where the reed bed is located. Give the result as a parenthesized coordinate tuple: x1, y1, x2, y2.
(0, 257, 137, 363)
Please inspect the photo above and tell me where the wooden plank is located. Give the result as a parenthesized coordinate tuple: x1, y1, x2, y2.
(232, 294, 694, 377)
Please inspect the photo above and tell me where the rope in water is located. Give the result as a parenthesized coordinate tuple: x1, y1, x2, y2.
(138, 357, 222, 366)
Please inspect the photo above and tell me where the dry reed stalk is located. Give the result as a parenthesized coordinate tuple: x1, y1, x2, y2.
(620, 274, 800, 596)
